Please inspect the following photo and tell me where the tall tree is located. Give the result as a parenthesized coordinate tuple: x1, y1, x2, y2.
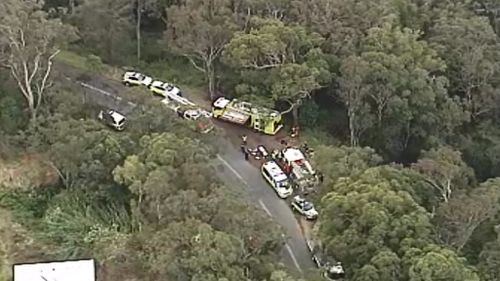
(435, 178, 500, 252)
(318, 166, 434, 275)
(428, 16, 500, 121)
(478, 225, 500, 281)
(337, 22, 464, 157)
(166, 0, 237, 99)
(0, 0, 76, 123)
(406, 245, 480, 281)
(412, 145, 475, 203)
(289, 0, 395, 55)
(224, 18, 329, 125)
(72, 0, 132, 64)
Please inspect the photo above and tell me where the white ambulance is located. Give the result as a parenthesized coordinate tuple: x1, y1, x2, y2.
(261, 161, 293, 199)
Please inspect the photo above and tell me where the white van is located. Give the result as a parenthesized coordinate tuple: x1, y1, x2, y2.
(98, 110, 126, 131)
(261, 161, 293, 198)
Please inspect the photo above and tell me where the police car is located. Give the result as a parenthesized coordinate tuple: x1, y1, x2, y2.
(122, 71, 153, 87)
(291, 195, 318, 220)
(149, 80, 182, 97)
(261, 161, 293, 198)
(98, 109, 126, 131)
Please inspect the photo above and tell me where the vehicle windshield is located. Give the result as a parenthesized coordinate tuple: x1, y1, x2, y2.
(303, 202, 313, 211)
(117, 119, 125, 125)
(277, 180, 289, 188)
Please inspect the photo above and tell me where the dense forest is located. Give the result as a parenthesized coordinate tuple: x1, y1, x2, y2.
(1, 0, 500, 281)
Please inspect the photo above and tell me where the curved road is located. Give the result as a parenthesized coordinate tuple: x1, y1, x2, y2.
(56, 63, 316, 275)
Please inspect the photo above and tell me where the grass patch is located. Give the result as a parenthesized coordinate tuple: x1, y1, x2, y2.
(142, 56, 205, 88)
(55, 50, 89, 71)
(55, 50, 120, 80)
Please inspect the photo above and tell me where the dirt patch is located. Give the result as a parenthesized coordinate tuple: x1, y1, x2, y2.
(0, 154, 58, 191)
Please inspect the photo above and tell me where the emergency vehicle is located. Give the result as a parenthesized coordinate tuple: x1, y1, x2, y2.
(261, 161, 293, 198)
(149, 80, 182, 97)
(291, 195, 318, 220)
(307, 240, 346, 280)
(212, 97, 283, 135)
(279, 147, 317, 193)
(98, 109, 126, 131)
(159, 94, 214, 134)
(122, 71, 153, 87)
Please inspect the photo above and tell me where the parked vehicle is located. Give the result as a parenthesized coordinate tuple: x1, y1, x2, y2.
(122, 71, 153, 87)
(212, 97, 283, 135)
(278, 147, 318, 193)
(291, 195, 318, 220)
(98, 109, 126, 131)
(261, 160, 293, 198)
(307, 240, 346, 281)
(149, 80, 182, 97)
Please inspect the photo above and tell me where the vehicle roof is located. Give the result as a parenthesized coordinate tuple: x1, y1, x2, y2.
(168, 86, 180, 94)
(109, 110, 125, 121)
(125, 71, 147, 78)
(283, 148, 305, 162)
(263, 161, 288, 182)
(230, 99, 280, 117)
(214, 97, 231, 108)
(151, 80, 168, 87)
(293, 195, 306, 202)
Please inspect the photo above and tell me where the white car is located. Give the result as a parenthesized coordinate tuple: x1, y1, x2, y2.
(98, 109, 126, 131)
(291, 195, 318, 219)
(122, 71, 153, 87)
(149, 80, 182, 97)
(261, 161, 293, 198)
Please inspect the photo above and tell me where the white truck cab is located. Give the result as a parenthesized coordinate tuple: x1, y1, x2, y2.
(98, 110, 126, 131)
(261, 161, 293, 198)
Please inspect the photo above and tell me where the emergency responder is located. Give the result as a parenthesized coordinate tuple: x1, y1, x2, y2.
(317, 172, 324, 183)
(241, 134, 248, 145)
(271, 149, 279, 160)
(302, 142, 309, 153)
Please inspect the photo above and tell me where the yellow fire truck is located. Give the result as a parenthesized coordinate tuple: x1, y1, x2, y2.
(211, 97, 283, 135)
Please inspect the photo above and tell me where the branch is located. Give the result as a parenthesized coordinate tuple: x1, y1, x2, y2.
(36, 49, 60, 109)
(280, 100, 295, 114)
(9, 63, 31, 102)
(29, 53, 41, 84)
(184, 54, 206, 73)
(244, 62, 280, 70)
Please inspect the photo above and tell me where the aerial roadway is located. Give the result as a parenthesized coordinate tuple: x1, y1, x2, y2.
(63, 67, 317, 275)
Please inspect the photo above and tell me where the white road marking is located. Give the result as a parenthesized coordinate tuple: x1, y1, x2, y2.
(258, 199, 273, 217)
(285, 243, 303, 273)
(216, 154, 248, 185)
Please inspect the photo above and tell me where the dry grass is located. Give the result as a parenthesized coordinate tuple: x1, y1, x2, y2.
(0, 154, 58, 191)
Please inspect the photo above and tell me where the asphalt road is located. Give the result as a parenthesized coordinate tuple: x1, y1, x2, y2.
(55, 63, 316, 275)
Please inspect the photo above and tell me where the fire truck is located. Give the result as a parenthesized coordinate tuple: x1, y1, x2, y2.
(211, 97, 283, 135)
(277, 147, 318, 193)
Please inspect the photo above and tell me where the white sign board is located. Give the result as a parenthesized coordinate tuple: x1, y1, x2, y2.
(13, 259, 96, 281)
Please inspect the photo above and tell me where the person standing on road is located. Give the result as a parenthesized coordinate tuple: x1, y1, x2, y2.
(241, 134, 248, 145)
